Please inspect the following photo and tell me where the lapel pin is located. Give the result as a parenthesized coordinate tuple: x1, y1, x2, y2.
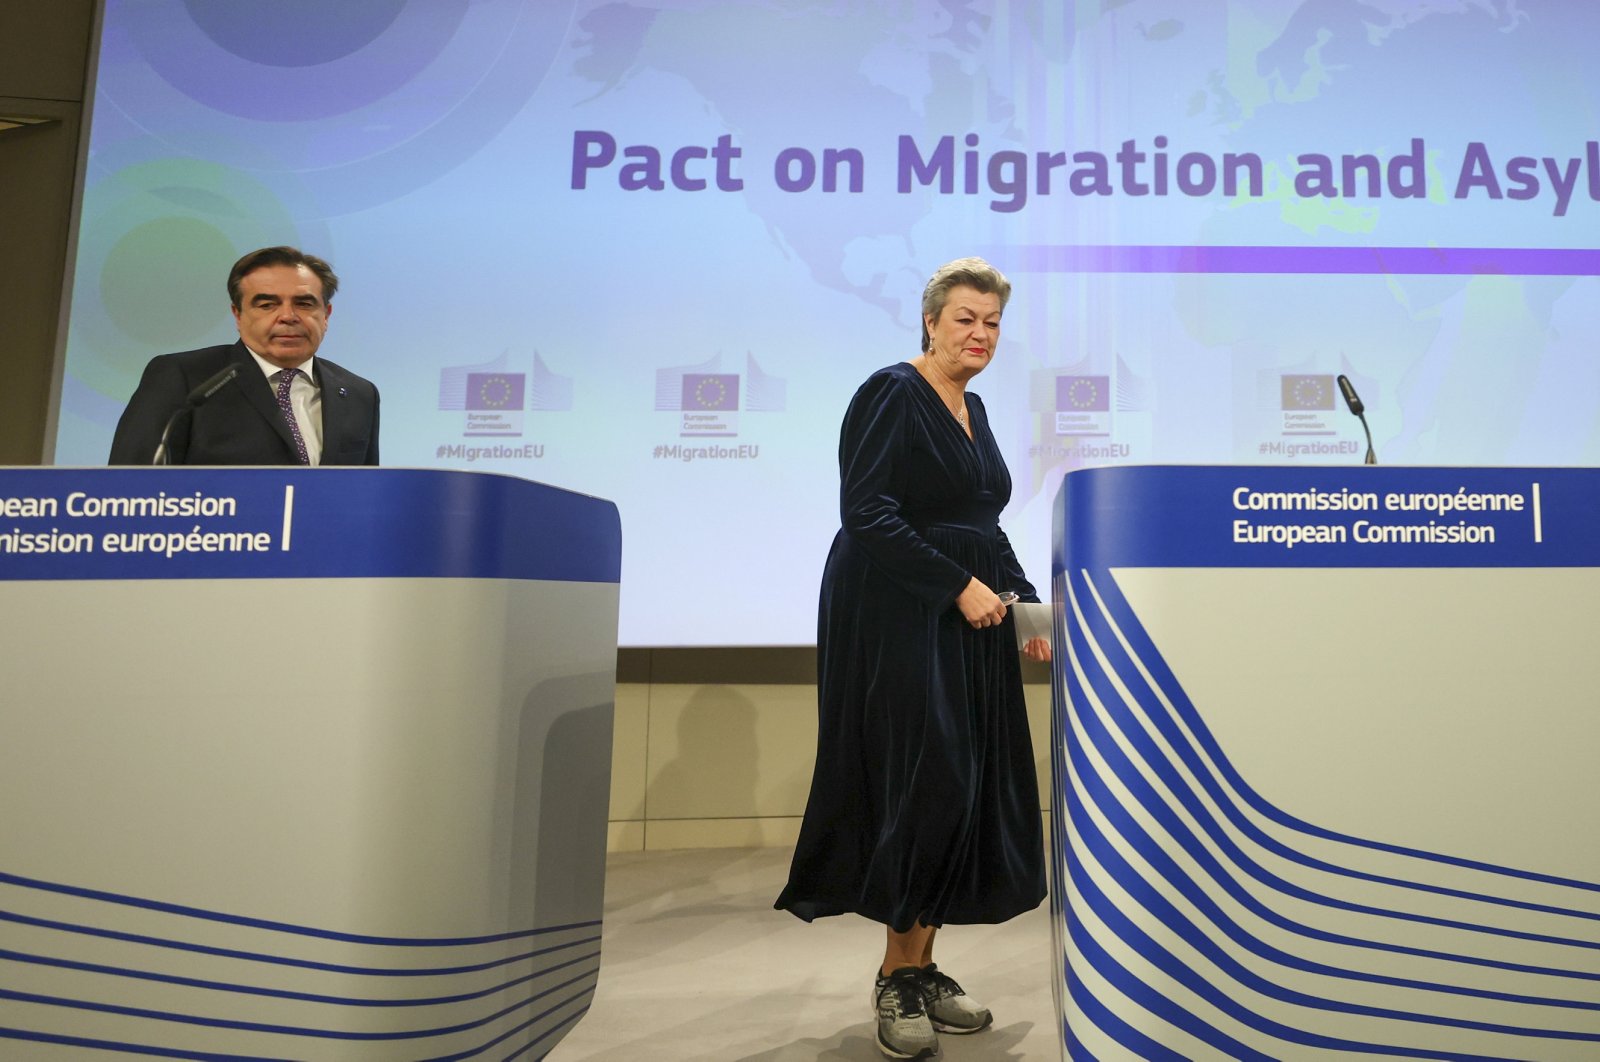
(338, 387, 348, 397)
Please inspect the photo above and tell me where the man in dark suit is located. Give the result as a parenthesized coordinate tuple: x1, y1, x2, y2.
(108, 246, 380, 466)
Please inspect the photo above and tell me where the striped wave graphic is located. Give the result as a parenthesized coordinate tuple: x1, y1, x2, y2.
(528, 351, 574, 412)
(744, 352, 786, 413)
(1049, 567, 1600, 1061)
(0, 870, 601, 1060)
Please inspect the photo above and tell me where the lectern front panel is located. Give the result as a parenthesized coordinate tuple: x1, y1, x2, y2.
(1048, 466, 1600, 1060)
(0, 467, 621, 1059)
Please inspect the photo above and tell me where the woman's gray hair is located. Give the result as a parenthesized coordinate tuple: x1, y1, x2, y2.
(919, 256, 1011, 351)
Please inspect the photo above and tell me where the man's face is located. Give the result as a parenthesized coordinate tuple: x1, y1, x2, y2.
(232, 264, 331, 369)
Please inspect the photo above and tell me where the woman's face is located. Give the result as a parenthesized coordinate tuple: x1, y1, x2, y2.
(924, 285, 1002, 377)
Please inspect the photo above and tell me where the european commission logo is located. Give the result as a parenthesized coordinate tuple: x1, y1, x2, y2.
(1279, 373, 1336, 436)
(682, 373, 739, 412)
(468, 373, 524, 410)
(461, 372, 525, 436)
(1055, 374, 1110, 436)
(439, 353, 572, 437)
(1027, 358, 1148, 461)
(657, 354, 785, 437)
(1281, 374, 1335, 411)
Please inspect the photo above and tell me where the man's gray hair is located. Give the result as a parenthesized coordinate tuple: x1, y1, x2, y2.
(920, 256, 1011, 352)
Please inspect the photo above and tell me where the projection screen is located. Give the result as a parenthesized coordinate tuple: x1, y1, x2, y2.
(51, 0, 1600, 645)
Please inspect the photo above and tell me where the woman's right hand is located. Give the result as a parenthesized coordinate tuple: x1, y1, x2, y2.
(955, 576, 1007, 629)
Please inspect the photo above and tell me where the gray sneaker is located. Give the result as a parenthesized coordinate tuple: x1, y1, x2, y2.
(873, 967, 939, 1059)
(917, 964, 992, 1034)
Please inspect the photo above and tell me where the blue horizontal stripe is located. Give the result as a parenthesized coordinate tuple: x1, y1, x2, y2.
(1068, 570, 1600, 946)
(1065, 970, 1183, 1061)
(1063, 1010, 1101, 1062)
(0, 990, 590, 1062)
(0, 909, 598, 978)
(0, 945, 601, 1008)
(0, 870, 599, 946)
(421, 988, 589, 1062)
(1064, 756, 1600, 1008)
(1090, 567, 1600, 898)
(1062, 599, 1600, 979)
(1071, 780, 1600, 1040)
(1066, 895, 1276, 1060)
(1008, 244, 1600, 277)
(500, 1004, 586, 1060)
(1064, 693, 1597, 983)
(1066, 791, 1533, 1059)
(0, 965, 595, 1041)
(0, 1025, 279, 1061)
(1081, 567, 1600, 915)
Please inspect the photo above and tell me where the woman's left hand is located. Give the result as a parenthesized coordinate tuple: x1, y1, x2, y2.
(1022, 636, 1051, 663)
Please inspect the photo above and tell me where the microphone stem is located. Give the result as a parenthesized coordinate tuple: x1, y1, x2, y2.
(152, 408, 187, 466)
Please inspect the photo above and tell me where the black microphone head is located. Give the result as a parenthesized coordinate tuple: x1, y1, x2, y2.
(1336, 374, 1365, 416)
(187, 365, 240, 405)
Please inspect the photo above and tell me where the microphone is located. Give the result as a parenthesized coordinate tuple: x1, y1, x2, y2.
(187, 364, 240, 405)
(153, 365, 240, 465)
(1336, 373, 1377, 465)
(1335, 374, 1363, 416)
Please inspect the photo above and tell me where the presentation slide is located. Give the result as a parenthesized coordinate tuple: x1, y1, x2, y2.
(51, 1, 1600, 645)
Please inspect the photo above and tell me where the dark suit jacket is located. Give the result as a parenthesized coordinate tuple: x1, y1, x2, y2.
(108, 342, 380, 466)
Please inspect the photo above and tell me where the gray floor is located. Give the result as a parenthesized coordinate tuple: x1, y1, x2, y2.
(547, 847, 1059, 1061)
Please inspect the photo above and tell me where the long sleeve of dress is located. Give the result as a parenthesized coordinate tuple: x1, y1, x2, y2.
(996, 527, 1038, 603)
(837, 373, 970, 611)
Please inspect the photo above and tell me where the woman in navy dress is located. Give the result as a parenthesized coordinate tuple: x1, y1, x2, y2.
(776, 258, 1050, 1060)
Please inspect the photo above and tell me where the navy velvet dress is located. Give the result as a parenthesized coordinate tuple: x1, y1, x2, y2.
(776, 362, 1046, 933)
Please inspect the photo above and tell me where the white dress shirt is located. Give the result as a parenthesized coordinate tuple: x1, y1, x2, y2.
(245, 348, 323, 465)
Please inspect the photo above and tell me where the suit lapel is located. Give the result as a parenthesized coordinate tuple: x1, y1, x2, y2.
(231, 341, 301, 460)
(315, 360, 348, 463)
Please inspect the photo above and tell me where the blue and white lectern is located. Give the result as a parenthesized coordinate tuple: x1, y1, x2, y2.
(1048, 466, 1600, 1060)
(0, 468, 621, 1059)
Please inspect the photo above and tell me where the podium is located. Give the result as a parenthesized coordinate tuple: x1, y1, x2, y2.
(0, 468, 621, 1059)
(1047, 466, 1600, 1060)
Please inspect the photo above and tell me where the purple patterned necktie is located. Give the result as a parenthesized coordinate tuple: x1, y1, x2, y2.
(275, 368, 310, 465)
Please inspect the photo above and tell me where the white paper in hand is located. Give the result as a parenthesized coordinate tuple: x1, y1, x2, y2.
(1012, 602, 1052, 649)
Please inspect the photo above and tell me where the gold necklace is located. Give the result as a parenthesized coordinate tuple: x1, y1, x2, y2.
(918, 356, 968, 426)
